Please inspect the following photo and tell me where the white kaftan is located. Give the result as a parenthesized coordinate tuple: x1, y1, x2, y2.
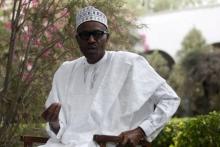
(39, 51, 180, 147)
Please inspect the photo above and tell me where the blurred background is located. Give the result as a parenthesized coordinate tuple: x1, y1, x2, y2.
(0, 0, 220, 146)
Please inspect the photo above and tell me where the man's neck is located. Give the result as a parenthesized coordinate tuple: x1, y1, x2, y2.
(87, 52, 105, 64)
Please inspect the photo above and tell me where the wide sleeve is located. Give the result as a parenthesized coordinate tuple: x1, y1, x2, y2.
(118, 54, 166, 117)
(139, 82, 180, 142)
(44, 65, 67, 141)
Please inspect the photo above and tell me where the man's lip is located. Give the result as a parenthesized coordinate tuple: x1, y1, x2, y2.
(87, 46, 97, 50)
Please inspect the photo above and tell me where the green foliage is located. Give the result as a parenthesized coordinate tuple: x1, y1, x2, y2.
(181, 51, 220, 114)
(168, 27, 220, 116)
(10, 112, 220, 146)
(142, 51, 171, 79)
(179, 27, 207, 57)
(2, 123, 47, 147)
(153, 111, 220, 147)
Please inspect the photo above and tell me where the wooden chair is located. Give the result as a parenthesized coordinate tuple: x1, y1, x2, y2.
(20, 136, 48, 147)
(20, 135, 151, 147)
(93, 135, 151, 147)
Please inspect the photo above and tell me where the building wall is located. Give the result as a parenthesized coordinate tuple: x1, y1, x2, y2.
(137, 5, 220, 58)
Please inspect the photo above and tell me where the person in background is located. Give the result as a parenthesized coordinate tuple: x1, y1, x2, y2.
(40, 6, 180, 147)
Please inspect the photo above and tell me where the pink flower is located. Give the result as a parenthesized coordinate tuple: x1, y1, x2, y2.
(60, 8, 69, 17)
(21, 72, 32, 82)
(53, 21, 64, 30)
(4, 22, 11, 30)
(31, 0, 39, 8)
(139, 32, 150, 52)
(22, 33, 31, 42)
(44, 31, 52, 41)
(22, 0, 29, 5)
(55, 42, 63, 48)
(26, 61, 33, 71)
(21, 26, 33, 42)
(33, 38, 41, 47)
(48, 25, 58, 33)
(42, 49, 51, 58)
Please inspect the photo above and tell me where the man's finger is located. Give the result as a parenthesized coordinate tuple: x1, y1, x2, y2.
(116, 133, 124, 147)
(121, 135, 129, 146)
(41, 110, 48, 120)
(41, 103, 60, 121)
(47, 104, 60, 121)
(128, 139, 136, 147)
(47, 103, 59, 111)
(51, 104, 61, 121)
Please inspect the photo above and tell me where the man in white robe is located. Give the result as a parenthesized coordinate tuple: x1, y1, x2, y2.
(40, 6, 180, 147)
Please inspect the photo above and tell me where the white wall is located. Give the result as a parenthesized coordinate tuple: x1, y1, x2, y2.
(137, 5, 220, 58)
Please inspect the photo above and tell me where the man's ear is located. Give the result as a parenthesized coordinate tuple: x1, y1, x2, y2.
(75, 34, 80, 43)
(106, 33, 110, 41)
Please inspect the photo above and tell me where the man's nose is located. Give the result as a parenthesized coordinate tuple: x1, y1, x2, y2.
(88, 35, 96, 43)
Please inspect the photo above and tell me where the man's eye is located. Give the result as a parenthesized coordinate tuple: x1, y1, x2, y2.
(93, 31, 104, 36)
(82, 32, 90, 36)
(77, 30, 107, 40)
(79, 32, 89, 37)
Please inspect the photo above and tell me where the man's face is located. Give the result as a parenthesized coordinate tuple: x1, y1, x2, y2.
(76, 21, 109, 64)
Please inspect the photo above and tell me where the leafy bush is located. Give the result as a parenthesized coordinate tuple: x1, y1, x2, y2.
(9, 123, 46, 147)
(15, 112, 220, 146)
(153, 111, 220, 147)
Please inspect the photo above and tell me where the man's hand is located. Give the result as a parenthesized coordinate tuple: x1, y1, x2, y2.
(41, 103, 61, 122)
(116, 127, 146, 147)
(41, 103, 61, 134)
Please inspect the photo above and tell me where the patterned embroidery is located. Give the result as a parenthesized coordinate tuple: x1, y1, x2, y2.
(83, 65, 98, 90)
(76, 6, 108, 29)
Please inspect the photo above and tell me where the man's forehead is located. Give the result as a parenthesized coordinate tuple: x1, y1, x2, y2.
(77, 21, 107, 32)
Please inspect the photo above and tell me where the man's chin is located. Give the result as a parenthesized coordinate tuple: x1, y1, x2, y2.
(85, 54, 104, 64)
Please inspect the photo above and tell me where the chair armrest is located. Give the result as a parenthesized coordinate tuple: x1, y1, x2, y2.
(20, 135, 151, 147)
(93, 134, 151, 147)
(20, 135, 49, 147)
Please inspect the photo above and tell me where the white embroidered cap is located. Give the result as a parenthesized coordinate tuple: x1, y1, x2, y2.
(76, 6, 108, 30)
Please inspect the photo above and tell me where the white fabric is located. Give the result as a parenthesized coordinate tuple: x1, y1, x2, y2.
(76, 6, 108, 29)
(39, 51, 180, 147)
